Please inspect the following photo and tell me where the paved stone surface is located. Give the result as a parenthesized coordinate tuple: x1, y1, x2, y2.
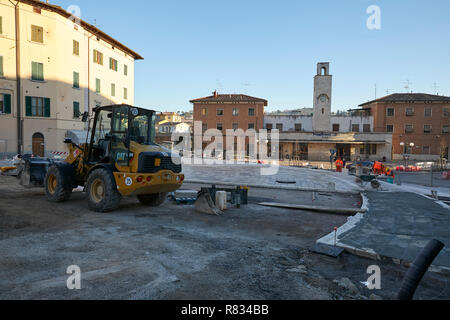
(183, 163, 361, 192)
(395, 172, 450, 189)
(338, 192, 450, 268)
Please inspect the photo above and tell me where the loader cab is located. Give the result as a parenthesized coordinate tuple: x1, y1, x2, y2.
(88, 105, 156, 165)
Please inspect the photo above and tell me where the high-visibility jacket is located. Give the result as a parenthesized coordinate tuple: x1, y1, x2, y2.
(373, 161, 383, 171)
(336, 159, 344, 167)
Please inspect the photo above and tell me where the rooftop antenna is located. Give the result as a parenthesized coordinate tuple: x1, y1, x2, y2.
(216, 79, 223, 93)
(432, 82, 439, 95)
(242, 82, 251, 94)
(404, 80, 411, 93)
(374, 84, 377, 99)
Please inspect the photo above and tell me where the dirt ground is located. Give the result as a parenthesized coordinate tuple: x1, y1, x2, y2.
(0, 176, 448, 300)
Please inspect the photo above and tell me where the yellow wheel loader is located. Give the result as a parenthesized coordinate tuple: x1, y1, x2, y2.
(15, 104, 184, 212)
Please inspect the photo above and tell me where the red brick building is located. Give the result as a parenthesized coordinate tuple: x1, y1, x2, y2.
(359, 93, 450, 160)
(190, 92, 268, 156)
(191, 92, 267, 131)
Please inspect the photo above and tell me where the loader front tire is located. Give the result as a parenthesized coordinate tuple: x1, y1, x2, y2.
(44, 165, 73, 202)
(86, 168, 121, 212)
(137, 193, 168, 207)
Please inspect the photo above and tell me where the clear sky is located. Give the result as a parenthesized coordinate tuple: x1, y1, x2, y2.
(55, 0, 450, 112)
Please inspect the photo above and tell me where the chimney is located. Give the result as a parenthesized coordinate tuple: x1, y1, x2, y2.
(213, 90, 218, 98)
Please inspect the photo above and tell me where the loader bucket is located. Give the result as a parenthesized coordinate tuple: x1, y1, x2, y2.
(195, 190, 222, 216)
(17, 157, 54, 188)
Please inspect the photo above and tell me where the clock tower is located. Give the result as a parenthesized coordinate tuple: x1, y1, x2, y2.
(312, 62, 332, 133)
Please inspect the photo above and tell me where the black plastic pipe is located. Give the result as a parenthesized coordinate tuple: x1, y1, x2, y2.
(397, 239, 445, 300)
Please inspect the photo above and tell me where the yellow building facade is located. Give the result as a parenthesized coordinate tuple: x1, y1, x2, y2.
(0, 0, 142, 157)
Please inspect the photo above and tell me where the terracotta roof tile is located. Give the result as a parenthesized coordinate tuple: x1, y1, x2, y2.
(359, 93, 450, 106)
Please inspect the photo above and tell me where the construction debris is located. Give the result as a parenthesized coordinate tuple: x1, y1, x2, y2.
(195, 190, 223, 215)
(258, 202, 366, 215)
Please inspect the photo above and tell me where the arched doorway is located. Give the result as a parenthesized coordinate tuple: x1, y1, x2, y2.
(32, 133, 45, 157)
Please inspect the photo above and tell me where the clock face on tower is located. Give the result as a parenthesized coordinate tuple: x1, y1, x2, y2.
(319, 94, 328, 103)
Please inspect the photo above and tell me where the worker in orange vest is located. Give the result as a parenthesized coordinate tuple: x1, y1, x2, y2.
(335, 157, 344, 173)
(373, 161, 384, 175)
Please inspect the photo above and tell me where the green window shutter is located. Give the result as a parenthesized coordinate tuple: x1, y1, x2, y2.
(32, 62, 43, 81)
(96, 79, 100, 93)
(32, 62, 37, 80)
(73, 72, 79, 88)
(111, 83, 115, 96)
(0, 56, 3, 76)
(44, 98, 50, 117)
(4, 94, 11, 114)
(38, 63, 44, 81)
(73, 101, 80, 118)
(109, 58, 112, 69)
(0, 17, 3, 35)
(26, 96, 32, 116)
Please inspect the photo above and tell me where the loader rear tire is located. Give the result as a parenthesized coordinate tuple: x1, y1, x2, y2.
(44, 165, 73, 202)
(137, 193, 168, 207)
(86, 168, 121, 212)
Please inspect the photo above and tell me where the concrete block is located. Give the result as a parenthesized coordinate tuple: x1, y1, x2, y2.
(215, 191, 227, 211)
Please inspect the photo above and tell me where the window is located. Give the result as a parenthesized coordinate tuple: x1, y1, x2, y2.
(387, 108, 394, 117)
(360, 144, 377, 155)
(371, 144, 377, 155)
(26, 96, 50, 118)
(202, 123, 208, 132)
(73, 40, 79, 56)
(443, 125, 450, 134)
(93, 50, 103, 65)
(0, 94, 12, 114)
(363, 124, 371, 132)
(124, 88, 128, 100)
(73, 72, 79, 88)
(124, 64, 128, 76)
(386, 125, 394, 133)
(217, 123, 223, 131)
(424, 108, 432, 117)
(295, 124, 302, 132)
(31, 25, 43, 43)
(248, 108, 255, 116)
(0, 56, 3, 77)
(405, 124, 414, 133)
(0, 17, 3, 35)
(248, 123, 255, 130)
(276, 123, 283, 131)
(266, 123, 273, 130)
(73, 101, 80, 118)
(232, 123, 238, 130)
(95, 78, 101, 93)
(232, 108, 239, 116)
(444, 108, 450, 117)
(31, 62, 44, 81)
(424, 125, 432, 133)
(332, 124, 340, 132)
(109, 58, 118, 71)
(423, 146, 430, 154)
(352, 124, 360, 132)
(201, 108, 207, 116)
(406, 107, 415, 116)
(217, 109, 224, 116)
(111, 83, 116, 97)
